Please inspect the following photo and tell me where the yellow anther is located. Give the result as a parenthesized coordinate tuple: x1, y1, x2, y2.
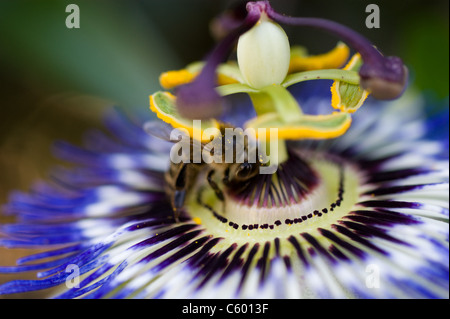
(246, 112, 352, 140)
(275, 117, 352, 139)
(331, 53, 369, 113)
(149, 91, 220, 142)
(217, 73, 239, 85)
(159, 70, 197, 89)
(159, 68, 238, 90)
(288, 42, 350, 73)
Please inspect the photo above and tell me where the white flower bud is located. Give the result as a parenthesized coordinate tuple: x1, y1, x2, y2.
(237, 17, 290, 89)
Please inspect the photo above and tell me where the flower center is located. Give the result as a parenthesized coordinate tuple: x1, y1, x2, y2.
(185, 150, 364, 242)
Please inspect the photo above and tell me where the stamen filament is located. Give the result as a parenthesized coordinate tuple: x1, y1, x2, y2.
(282, 69, 360, 88)
(216, 83, 258, 96)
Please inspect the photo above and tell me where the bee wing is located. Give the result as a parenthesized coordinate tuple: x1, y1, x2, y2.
(143, 121, 173, 141)
(143, 121, 192, 143)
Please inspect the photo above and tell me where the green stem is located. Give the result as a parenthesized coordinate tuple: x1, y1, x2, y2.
(248, 91, 276, 116)
(222, 85, 300, 166)
(259, 137, 289, 167)
(248, 85, 298, 165)
(248, 85, 304, 124)
(260, 84, 303, 124)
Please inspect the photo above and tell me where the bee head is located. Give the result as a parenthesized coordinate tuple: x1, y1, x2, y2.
(235, 162, 259, 180)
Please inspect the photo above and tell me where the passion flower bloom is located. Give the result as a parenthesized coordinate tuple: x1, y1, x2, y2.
(0, 1, 448, 299)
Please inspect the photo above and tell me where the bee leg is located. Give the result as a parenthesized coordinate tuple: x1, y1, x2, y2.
(169, 163, 189, 223)
(173, 209, 180, 223)
(172, 190, 186, 222)
(222, 167, 230, 186)
(207, 170, 224, 201)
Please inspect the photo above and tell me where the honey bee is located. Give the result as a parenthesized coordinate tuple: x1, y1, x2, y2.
(145, 121, 266, 222)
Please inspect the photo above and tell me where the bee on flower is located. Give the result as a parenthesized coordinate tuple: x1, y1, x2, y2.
(0, 1, 448, 300)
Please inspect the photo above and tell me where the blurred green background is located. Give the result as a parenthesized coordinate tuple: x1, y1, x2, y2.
(0, 0, 448, 298)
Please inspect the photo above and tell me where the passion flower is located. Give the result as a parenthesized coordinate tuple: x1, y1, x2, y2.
(0, 1, 447, 300)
